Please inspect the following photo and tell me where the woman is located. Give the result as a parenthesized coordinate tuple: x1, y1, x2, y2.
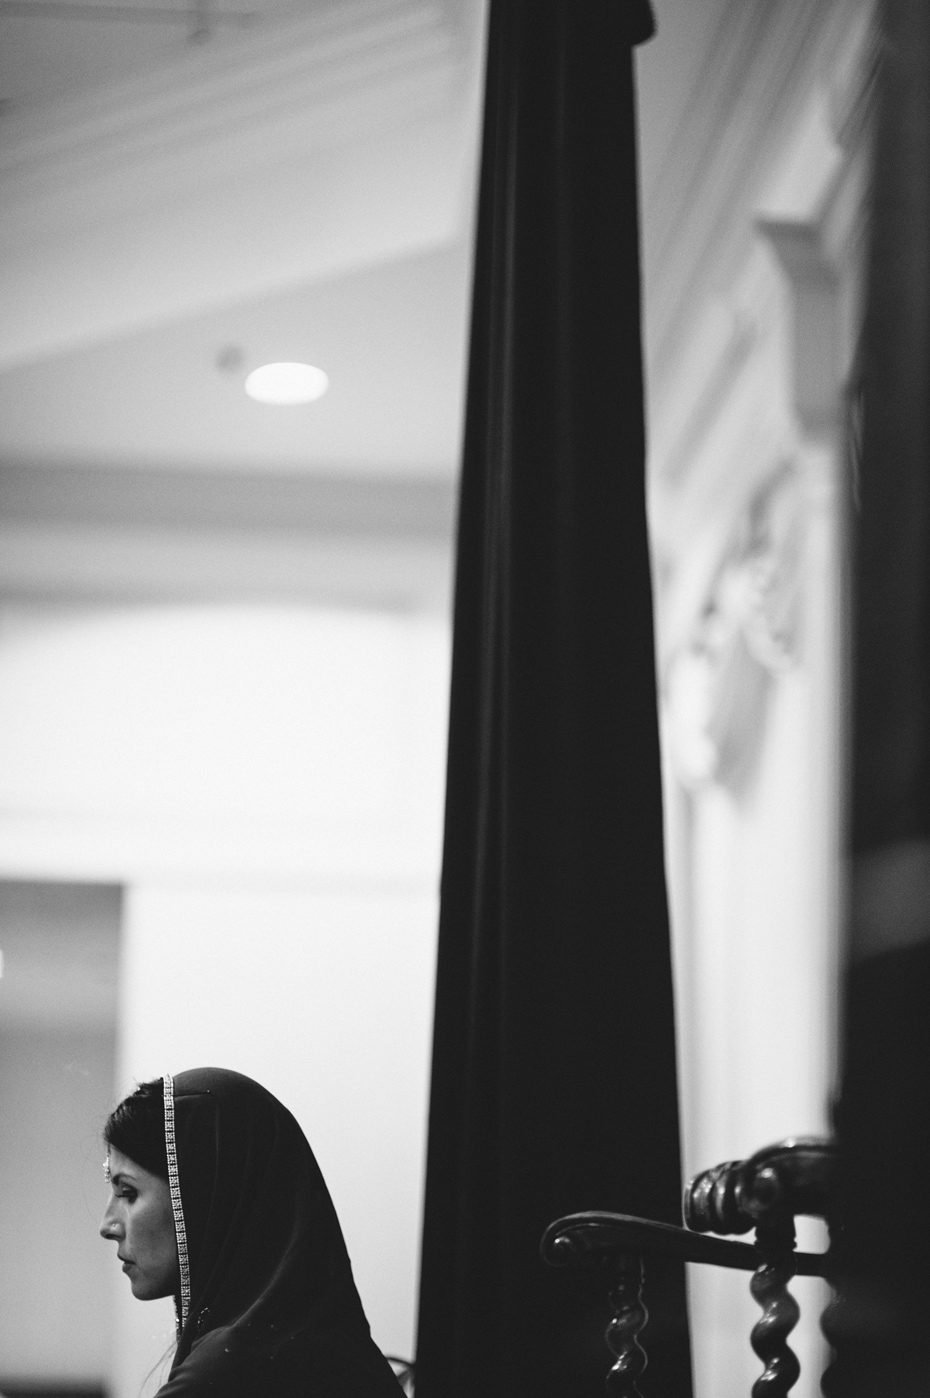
(100, 1067, 404, 1396)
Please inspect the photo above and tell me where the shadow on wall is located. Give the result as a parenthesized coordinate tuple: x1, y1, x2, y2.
(0, 879, 121, 1397)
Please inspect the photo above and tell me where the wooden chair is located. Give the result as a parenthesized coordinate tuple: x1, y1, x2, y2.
(540, 1139, 836, 1397)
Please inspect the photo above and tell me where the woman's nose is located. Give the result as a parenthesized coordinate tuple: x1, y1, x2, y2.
(100, 1204, 123, 1240)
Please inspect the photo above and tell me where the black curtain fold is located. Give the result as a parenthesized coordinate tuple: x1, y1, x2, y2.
(414, 3, 691, 1396)
(830, 1, 930, 1394)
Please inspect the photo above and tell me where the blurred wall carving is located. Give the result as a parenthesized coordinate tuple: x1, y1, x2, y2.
(638, 1, 877, 1393)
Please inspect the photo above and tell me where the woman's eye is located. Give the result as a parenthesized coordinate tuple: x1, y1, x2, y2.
(117, 1188, 137, 1202)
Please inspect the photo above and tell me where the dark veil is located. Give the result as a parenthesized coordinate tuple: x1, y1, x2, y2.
(156, 1067, 402, 1397)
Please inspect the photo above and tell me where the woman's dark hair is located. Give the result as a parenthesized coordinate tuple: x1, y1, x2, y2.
(104, 1077, 169, 1180)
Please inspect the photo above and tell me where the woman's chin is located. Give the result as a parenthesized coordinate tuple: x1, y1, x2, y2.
(128, 1274, 174, 1301)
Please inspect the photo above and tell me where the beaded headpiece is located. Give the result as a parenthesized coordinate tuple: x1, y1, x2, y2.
(163, 1071, 191, 1333)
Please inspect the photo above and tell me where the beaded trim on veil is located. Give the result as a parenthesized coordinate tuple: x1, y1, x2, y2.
(163, 1071, 191, 1333)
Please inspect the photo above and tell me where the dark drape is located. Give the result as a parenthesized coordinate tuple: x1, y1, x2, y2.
(414, 4, 691, 1397)
(830, 2, 930, 1393)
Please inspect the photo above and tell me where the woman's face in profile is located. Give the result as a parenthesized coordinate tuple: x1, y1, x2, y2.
(100, 1147, 179, 1300)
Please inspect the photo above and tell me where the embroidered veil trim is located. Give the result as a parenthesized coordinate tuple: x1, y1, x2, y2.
(163, 1071, 191, 1333)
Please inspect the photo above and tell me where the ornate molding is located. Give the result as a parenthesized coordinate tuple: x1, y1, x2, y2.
(644, 0, 875, 419)
(653, 7, 871, 793)
(663, 463, 805, 791)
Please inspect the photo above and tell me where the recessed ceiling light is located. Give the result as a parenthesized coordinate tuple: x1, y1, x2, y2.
(245, 362, 329, 405)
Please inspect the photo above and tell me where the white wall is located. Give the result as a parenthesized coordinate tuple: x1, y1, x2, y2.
(0, 1027, 116, 1386)
(0, 880, 121, 1387)
(0, 600, 450, 1397)
(646, 10, 870, 1386)
(111, 884, 438, 1396)
(678, 671, 833, 1398)
(0, 602, 449, 885)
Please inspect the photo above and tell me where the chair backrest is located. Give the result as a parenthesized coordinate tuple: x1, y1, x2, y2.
(541, 1138, 835, 1397)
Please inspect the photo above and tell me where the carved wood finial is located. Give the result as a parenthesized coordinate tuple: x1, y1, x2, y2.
(604, 1253, 648, 1398)
(684, 1141, 835, 1398)
(683, 1156, 752, 1234)
(684, 1138, 836, 1237)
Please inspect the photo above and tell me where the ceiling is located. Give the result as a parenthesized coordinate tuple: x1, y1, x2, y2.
(0, 241, 472, 473)
(0, 0, 736, 609)
(0, 0, 285, 111)
(0, 0, 484, 478)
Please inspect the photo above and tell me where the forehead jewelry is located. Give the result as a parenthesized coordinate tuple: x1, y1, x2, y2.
(103, 1158, 111, 1184)
(163, 1072, 191, 1334)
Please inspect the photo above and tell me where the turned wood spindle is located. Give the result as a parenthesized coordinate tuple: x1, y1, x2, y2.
(818, 1287, 846, 1398)
(604, 1253, 648, 1398)
(750, 1221, 801, 1398)
(541, 1145, 832, 1398)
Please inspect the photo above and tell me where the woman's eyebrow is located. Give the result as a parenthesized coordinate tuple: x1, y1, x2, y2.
(110, 1172, 136, 1188)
